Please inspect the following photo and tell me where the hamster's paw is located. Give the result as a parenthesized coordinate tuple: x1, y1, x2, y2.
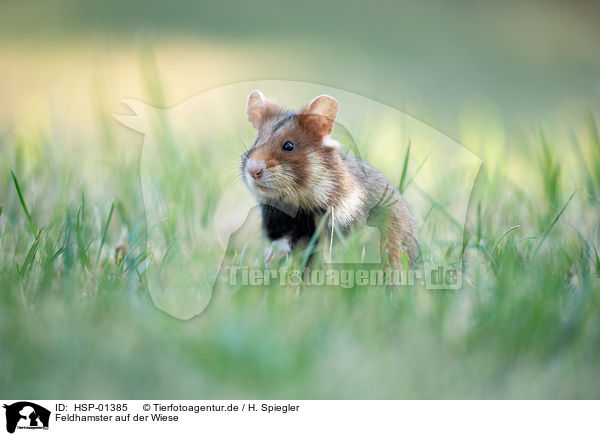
(264, 237, 292, 266)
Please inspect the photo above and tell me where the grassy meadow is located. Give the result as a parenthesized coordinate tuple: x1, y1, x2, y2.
(1, 0, 600, 399)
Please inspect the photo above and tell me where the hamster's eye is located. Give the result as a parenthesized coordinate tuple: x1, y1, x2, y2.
(282, 141, 294, 152)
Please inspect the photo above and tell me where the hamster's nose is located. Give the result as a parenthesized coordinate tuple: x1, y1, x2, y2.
(247, 159, 266, 179)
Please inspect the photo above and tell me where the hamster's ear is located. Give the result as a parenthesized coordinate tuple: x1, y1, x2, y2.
(246, 89, 270, 129)
(299, 95, 339, 137)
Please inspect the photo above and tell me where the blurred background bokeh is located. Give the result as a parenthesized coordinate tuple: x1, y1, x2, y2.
(2, 0, 600, 138)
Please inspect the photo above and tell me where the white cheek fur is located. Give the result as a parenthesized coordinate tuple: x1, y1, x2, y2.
(322, 135, 340, 148)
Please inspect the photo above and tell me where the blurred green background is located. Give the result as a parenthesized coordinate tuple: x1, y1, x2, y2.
(1, 0, 599, 398)
(2, 0, 600, 136)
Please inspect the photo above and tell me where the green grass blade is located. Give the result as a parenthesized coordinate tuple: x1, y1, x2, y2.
(568, 129, 596, 199)
(20, 229, 42, 279)
(417, 186, 465, 232)
(398, 139, 411, 193)
(116, 219, 164, 275)
(10, 169, 36, 236)
(489, 224, 520, 264)
(300, 209, 331, 270)
(512, 236, 538, 246)
(530, 190, 576, 260)
(75, 204, 91, 270)
(95, 202, 115, 270)
(592, 243, 600, 275)
(402, 154, 429, 193)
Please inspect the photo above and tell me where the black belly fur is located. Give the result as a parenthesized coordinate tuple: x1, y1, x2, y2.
(260, 203, 319, 249)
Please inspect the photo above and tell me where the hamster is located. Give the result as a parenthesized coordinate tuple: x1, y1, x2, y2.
(240, 89, 418, 266)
